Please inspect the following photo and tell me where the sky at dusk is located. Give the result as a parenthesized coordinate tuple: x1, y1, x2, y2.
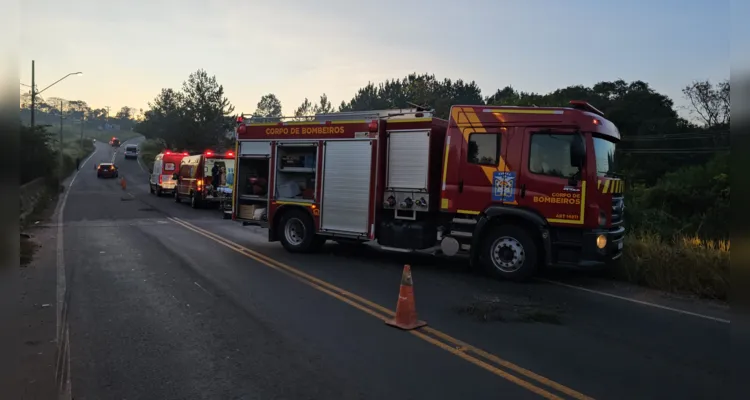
(19, 0, 730, 119)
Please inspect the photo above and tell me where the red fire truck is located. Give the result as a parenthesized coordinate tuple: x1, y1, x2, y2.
(232, 102, 625, 280)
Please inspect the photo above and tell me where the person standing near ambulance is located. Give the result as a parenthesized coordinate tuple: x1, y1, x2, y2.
(211, 163, 220, 188)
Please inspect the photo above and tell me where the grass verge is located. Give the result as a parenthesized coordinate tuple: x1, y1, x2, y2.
(138, 138, 165, 173)
(616, 231, 729, 301)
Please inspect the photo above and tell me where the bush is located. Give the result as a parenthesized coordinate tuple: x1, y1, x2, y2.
(625, 153, 729, 240)
(20, 125, 55, 185)
(617, 231, 729, 300)
(138, 139, 166, 172)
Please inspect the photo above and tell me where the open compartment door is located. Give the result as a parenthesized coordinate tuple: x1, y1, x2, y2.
(320, 140, 374, 235)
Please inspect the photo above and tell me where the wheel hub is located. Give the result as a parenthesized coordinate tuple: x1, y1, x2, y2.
(491, 236, 525, 273)
(284, 218, 305, 246)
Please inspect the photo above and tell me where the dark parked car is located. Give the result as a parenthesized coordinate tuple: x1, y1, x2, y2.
(97, 163, 119, 179)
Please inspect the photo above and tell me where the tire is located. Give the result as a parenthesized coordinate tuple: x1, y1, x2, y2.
(149, 184, 155, 194)
(155, 186, 162, 197)
(278, 209, 324, 253)
(479, 224, 539, 282)
(190, 192, 200, 209)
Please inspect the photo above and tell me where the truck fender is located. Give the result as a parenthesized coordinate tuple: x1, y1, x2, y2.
(269, 204, 316, 242)
(470, 206, 553, 268)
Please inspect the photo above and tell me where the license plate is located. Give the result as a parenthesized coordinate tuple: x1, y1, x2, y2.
(617, 242, 623, 250)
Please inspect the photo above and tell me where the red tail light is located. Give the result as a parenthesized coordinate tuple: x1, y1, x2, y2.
(226, 151, 234, 157)
(165, 151, 171, 155)
(205, 151, 213, 156)
(158, 175, 163, 184)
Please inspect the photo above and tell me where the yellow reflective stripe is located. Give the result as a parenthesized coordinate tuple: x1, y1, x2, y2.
(457, 209, 480, 215)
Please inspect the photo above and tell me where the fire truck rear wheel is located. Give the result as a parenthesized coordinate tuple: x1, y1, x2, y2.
(279, 209, 324, 253)
(481, 224, 538, 282)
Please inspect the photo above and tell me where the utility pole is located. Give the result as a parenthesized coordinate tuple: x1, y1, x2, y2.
(80, 110, 85, 150)
(30, 60, 35, 128)
(59, 100, 64, 181)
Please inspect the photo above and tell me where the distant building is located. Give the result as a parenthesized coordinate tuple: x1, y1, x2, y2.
(98, 123, 121, 131)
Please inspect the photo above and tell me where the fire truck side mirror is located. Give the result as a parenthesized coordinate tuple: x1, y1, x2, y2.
(569, 133, 586, 168)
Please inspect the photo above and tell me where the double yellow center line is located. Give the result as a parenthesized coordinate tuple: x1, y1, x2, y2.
(167, 216, 593, 400)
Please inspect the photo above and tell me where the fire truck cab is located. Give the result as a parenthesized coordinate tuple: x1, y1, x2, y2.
(233, 101, 624, 281)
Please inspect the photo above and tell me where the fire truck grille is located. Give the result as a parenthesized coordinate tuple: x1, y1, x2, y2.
(611, 195, 624, 227)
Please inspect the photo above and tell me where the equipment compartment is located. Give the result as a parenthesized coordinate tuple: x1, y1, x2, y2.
(387, 130, 430, 191)
(235, 156, 270, 225)
(275, 144, 318, 201)
(320, 140, 374, 236)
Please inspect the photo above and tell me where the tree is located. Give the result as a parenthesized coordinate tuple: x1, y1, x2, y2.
(115, 106, 135, 123)
(46, 97, 67, 114)
(682, 80, 730, 128)
(312, 94, 334, 114)
(338, 73, 483, 118)
(137, 88, 186, 148)
(253, 94, 283, 118)
(179, 69, 236, 150)
(294, 98, 314, 120)
(20, 124, 55, 184)
(136, 69, 235, 151)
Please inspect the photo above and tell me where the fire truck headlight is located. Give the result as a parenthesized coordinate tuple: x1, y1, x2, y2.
(596, 234, 607, 249)
(598, 211, 607, 227)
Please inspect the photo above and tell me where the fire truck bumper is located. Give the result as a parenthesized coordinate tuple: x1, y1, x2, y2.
(575, 227, 625, 268)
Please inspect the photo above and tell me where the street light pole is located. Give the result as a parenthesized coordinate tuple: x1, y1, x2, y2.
(24, 63, 82, 127)
(60, 100, 64, 179)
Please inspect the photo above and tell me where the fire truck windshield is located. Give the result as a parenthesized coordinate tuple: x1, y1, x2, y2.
(593, 136, 618, 177)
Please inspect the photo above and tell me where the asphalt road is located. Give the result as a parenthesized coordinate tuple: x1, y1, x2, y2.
(59, 137, 730, 400)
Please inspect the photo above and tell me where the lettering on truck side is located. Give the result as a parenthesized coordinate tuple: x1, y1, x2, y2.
(265, 126, 346, 135)
(532, 192, 582, 205)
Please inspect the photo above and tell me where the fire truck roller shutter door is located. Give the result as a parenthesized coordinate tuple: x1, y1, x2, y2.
(321, 140, 373, 235)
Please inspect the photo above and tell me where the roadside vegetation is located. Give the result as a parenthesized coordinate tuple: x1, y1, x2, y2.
(138, 138, 165, 172)
(21, 124, 94, 187)
(134, 70, 729, 300)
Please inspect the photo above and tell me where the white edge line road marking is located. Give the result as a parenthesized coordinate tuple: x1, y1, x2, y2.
(538, 278, 730, 324)
(54, 147, 95, 400)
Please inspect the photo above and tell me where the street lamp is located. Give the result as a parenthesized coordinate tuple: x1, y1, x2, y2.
(24, 60, 82, 128)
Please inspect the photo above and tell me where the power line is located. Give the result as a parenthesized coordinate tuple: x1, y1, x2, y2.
(622, 132, 729, 141)
(621, 148, 729, 154)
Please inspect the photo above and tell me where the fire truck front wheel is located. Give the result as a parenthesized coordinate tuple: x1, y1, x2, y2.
(480, 224, 538, 282)
(278, 209, 324, 253)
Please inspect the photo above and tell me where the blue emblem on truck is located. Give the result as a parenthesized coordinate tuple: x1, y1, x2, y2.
(492, 171, 516, 202)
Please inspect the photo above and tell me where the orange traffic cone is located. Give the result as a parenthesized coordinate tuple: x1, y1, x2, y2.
(385, 265, 427, 330)
(120, 177, 127, 190)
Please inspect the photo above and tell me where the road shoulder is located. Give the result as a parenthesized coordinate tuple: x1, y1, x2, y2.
(1, 220, 59, 399)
